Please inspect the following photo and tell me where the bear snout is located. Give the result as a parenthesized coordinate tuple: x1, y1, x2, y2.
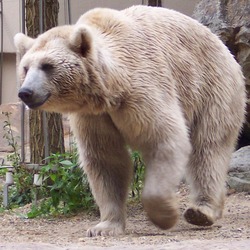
(18, 87, 51, 109)
(18, 87, 34, 103)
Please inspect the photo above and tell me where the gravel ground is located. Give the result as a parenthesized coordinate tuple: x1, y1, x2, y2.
(0, 185, 249, 249)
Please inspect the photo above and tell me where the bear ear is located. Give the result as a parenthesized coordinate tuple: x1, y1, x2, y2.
(14, 33, 35, 57)
(69, 25, 93, 56)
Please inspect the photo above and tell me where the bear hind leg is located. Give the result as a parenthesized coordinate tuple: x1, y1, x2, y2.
(184, 135, 237, 226)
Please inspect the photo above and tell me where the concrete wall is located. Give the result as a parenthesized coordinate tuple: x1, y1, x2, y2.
(57, 0, 199, 24)
(1, 53, 17, 104)
(0, 0, 199, 104)
(162, 0, 199, 16)
(58, 0, 142, 24)
(1, 0, 21, 53)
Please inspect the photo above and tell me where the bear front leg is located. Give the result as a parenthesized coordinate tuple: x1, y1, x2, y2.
(141, 119, 191, 230)
(70, 114, 133, 237)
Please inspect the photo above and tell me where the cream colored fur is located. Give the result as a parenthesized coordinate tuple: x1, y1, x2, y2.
(14, 6, 246, 236)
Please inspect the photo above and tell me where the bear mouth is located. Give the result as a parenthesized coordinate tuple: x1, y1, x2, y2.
(25, 93, 51, 109)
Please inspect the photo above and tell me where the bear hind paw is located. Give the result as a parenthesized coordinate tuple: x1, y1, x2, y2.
(184, 207, 214, 227)
(86, 221, 125, 237)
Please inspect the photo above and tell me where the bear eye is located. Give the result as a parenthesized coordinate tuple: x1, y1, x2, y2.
(41, 63, 54, 71)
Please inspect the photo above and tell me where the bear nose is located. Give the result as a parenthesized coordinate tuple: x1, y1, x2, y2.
(18, 87, 34, 103)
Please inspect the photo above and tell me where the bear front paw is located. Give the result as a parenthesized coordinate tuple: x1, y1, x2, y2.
(86, 221, 125, 237)
(142, 196, 179, 230)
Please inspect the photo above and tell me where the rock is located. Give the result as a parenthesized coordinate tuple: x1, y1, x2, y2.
(193, 0, 250, 82)
(228, 146, 250, 192)
(229, 146, 250, 172)
(193, 0, 250, 147)
(227, 175, 250, 193)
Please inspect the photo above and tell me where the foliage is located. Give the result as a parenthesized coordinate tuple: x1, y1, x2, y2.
(131, 151, 145, 199)
(1, 112, 32, 207)
(26, 152, 95, 218)
(1, 112, 94, 214)
(0, 168, 6, 207)
(2, 112, 21, 167)
(9, 166, 33, 206)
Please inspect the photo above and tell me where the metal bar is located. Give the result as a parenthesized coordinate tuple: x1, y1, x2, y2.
(42, 111, 49, 162)
(21, 0, 25, 33)
(3, 184, 9, 208)
(39, 0, 43, 33)
(67, 0, 71, 24)
(64, 0, 67, 24)
(20, 0, 26, 162)
(0, 0, 3, 104)
(20, 104, 25, 162)
(39, 0, 49, 162)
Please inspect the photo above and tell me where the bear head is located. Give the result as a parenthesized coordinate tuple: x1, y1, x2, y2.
(14, 25, 110, 114)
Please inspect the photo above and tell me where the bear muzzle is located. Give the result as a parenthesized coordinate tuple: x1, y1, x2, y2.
(18, 87, 51, 109)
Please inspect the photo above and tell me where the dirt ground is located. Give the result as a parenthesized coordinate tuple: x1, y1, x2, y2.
(0, 185, 249, 249)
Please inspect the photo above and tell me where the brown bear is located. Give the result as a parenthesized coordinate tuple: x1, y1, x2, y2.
(14, 5, 245, 237)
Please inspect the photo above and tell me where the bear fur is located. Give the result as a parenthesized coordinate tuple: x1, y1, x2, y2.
(14, 6, 245, 236)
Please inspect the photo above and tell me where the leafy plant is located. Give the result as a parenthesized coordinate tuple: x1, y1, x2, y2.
(2, 111, 21, 167)
(0, 168, 6, 207)
(131, 151, 145, 199)
(26, 152, 95, 217)
(9, 165, 33, 206)
(1, 112, 32, 208)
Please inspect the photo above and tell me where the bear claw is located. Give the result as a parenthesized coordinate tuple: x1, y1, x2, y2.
(86, 221, 125, 237)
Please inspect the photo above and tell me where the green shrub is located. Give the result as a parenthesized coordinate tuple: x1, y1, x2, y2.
(131, 151, 145, 199)
(9, 166, 33, 206)
(27, 152, 95, 217)
(1, 111, 31, 208)
(2, 111, 21, 168)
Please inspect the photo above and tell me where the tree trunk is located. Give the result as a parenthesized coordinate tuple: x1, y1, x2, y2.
(148, 0, 162, 6)
(26, 0, 65, 163)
